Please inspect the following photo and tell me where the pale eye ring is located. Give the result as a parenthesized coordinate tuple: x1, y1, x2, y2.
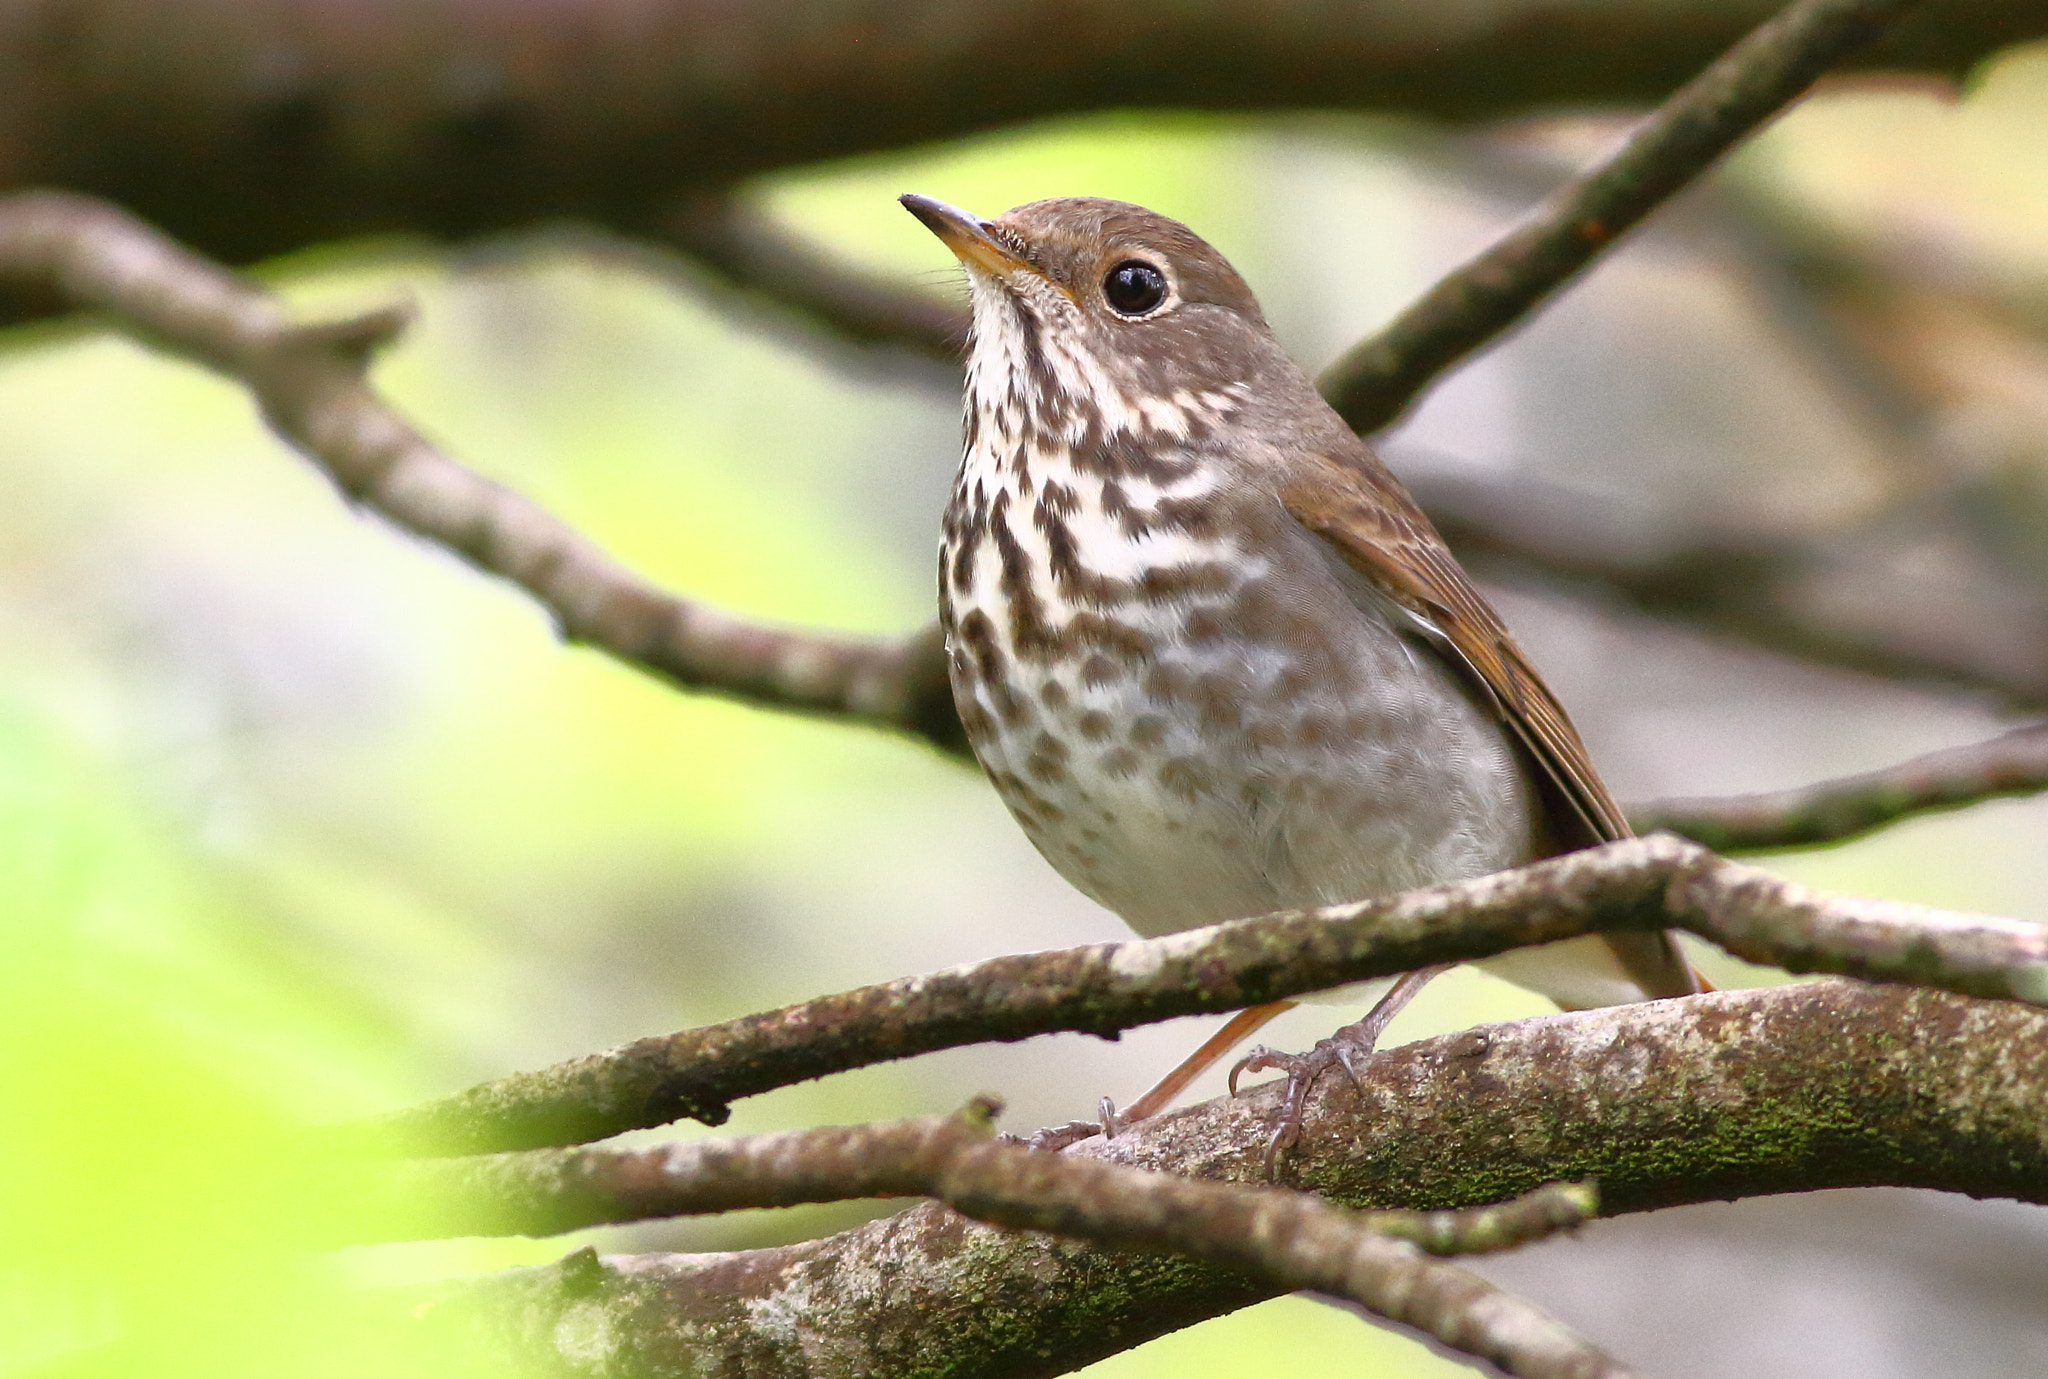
(1102, 260, 1168, 317)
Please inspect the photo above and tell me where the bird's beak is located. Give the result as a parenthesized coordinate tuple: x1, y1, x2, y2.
(899, 193, 1036, 279)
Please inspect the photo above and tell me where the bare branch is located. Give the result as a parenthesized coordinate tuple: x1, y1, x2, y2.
(0, 190, 971, 755)
(658, 190, 967, 360)
(0, 0, 2034, 304)
(368, 1103, 1616, 1377)
(397, 983, 2048, 1379)
(1318, 0, 1926, 434)
(1635, 722, 2048, 850)
(365, 1099, 1590, 1246)
(1410, 468, 2048, 707)
(348, 834, 2048, 1156)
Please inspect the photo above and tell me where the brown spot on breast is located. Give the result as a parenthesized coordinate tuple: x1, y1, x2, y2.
(1100, 480, 1136, 531)
(955, 698, 996, 748)
(1340, 710, 1383, 742)
(1157, 757, 1212, 803)
(1182, 607, 1224, 642)
(1026, 732, 1070, 784)
(1081, 654, 1121, 688)
(1140, 561, 1235, 601)
(1147, 494, 1222, 539)
(944, 482, 989, 593)
(1192, 673, 1245, 734)
(956, 609, 1030, 727)
(990, 493, 1057, 659)
(1067, 611, 1152, 661)
(994, 769, 1062, 823)
(1099, 747, 1141, 779)
(1076, 709, 1113, 741)
(1035, 480, 1079, 527)
(1078, 431, 1198, 485)
(1144, 662, 1191, 703)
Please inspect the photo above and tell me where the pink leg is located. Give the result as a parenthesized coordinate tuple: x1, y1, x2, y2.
(1115, 1000, 1299, 1126)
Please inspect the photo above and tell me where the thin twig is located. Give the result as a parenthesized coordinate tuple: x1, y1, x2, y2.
(1318, 0, 1926, 434)
(0, 190, 970, 754)
(367, 1099, 1595, 1252)
(13, 192, 2045, 796)
(659, 190, 968, 360)
(344, 833, 2048, 1156)
(1409, 467, 2048, 708)
(404, 983, 2048, 1379)
(367, 1102, 1618, 1378)
(1634, 723, 2048, 851)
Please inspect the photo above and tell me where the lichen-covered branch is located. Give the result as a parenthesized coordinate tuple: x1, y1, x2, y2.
(1318, 0, 1925, 433)
(0, 190, 970, 753)
(349, 833, 2048, 1156)
(358, 1103, 1615, 1376)
(1634, 722, 2048, 850)
(394, 982, 2048, 1379)
(362, 1100, 1592, 1251)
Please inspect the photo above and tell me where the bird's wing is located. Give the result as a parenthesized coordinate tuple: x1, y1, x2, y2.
(1280, 446, 1702, 1001)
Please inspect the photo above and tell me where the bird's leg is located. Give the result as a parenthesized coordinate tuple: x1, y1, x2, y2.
(1000, 1001, 1299, 1151)
(1104, 999, 1299, 1129)
(1229, 966, 1448, 1176)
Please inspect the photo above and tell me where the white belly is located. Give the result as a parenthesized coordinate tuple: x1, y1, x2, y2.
(941, 462, 1538, 940)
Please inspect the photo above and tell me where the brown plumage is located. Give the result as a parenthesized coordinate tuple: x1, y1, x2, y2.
(1281, 450, 1697, 998)
(904, 192, 1701, 1144)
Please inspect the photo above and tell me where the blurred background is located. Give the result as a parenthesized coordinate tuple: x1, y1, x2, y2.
(4, 37, 2048, 1379)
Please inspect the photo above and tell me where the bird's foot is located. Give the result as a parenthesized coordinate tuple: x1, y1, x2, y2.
(1227, 966, 1447, 1177)
(1228, 1024, 1382, 1177)
(995, 1097, 1126, 1152)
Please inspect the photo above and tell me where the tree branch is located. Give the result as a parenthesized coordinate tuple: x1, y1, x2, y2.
(1318, 0, 1924, 434)
(657, 190, 967, 361)
(347, 833, 2048, 1156)
(1409, 468, 2048, 707)
(356, 1102, 1617, 1377)
(0, 0, 2033, 303)
(14, 128, 2046, 810)
(1634, 722, 2048, 850)
(393, 982, 2048, 1379)
(0, 190, 971, 755)
(361, 1100, 1592, 1249)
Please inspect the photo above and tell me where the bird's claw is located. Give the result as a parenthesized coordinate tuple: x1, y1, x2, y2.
(998, 1119, 1106, 1152)
(1228, 1028, 1381, 1178)
(990, 1094, 1136, 1153)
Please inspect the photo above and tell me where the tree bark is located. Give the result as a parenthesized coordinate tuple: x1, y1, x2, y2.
(398, 982, 2048, 1378)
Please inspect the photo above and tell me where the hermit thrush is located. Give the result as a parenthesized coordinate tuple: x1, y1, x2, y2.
(902, 193, 1701, 1158)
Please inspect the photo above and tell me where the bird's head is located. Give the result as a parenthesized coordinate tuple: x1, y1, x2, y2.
(901, 193, 1286, 440)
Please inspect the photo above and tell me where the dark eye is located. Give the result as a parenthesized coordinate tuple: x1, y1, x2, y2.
(1102, 260, 1168, 316)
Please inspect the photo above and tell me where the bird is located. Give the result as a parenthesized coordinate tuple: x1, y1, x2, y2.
(900, 192, 1703, 1164)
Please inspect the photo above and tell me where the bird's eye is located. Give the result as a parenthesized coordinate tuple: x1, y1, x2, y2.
(1102, 260, 1168, 317)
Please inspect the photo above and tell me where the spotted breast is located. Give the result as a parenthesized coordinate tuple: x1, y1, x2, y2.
(914, 192, 1700, 1022)
(938, 245, 1538, 952)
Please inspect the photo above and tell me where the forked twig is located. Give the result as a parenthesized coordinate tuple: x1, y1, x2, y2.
(1318, 0, 1925, 433)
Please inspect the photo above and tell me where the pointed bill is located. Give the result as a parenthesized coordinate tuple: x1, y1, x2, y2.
(899, 193, 1039, 281)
